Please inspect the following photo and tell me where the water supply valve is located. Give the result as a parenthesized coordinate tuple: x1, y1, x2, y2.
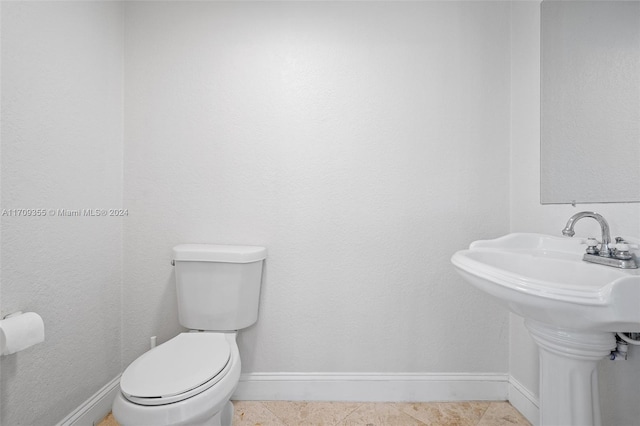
(610, 340, 629, 361)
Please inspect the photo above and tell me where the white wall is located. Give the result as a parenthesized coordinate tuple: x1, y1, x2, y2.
(7, 2, 639, 424)
(509, 2, 640, 425)
(0, 3, 124, 425)
(123, 1, 512, 376)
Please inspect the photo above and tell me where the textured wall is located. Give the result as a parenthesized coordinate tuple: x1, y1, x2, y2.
(123, 1, 512, 374)
(1, 3, 124, 425)
(509, 2, 640, 425)
(540, 1, 640, 204)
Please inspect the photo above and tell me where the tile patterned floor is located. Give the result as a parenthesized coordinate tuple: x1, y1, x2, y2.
(99, 400, 531, 426)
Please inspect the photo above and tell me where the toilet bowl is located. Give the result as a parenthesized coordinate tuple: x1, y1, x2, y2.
(113, 332, 240, 426)
(113, 244, 266, 426)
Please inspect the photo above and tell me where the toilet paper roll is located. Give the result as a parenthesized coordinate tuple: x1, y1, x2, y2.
(0, 312, 45, 356)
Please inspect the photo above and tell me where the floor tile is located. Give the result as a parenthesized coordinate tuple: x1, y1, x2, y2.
(262, 401, 362, 425)
(476, 401, 532, 426)
(97, 413, 119, 426)
(337, 402, 428, 426)
(98, 401, 531, 426)
(233, 401, 287, 426)
(396, 401, 490, 426)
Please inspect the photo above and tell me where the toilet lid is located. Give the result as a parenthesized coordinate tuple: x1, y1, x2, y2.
(120, 332, 230, 404)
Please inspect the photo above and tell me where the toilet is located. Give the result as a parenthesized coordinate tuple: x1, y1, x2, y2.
(112, 244, 267, 426)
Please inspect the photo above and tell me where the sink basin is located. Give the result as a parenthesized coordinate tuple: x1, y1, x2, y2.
(451, 233, 640, 332)
(452, 233, 640, 426)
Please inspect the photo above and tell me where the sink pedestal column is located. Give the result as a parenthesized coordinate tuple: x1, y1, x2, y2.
(525, 320, 616, 426)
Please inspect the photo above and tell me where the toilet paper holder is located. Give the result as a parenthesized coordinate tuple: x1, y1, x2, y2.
(0, 311, 45, 356)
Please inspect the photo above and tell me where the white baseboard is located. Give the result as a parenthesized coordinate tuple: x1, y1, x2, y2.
(56, 372, 535, 426)
(508, 376, 539, 426)
(56, 374, 121, 426)
(232, 372, 509, 402)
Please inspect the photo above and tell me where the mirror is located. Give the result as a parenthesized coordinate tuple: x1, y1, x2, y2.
(540, 1, 640, 204)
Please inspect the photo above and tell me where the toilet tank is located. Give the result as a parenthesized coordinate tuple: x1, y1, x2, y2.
(172, 244, 267, 331)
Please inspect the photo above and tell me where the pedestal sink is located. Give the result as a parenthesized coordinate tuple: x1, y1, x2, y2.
(451, 233, 640, 426)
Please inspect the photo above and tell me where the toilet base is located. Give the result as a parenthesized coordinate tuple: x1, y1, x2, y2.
(187, 401, 233, 426)
(220, 401, 233, 426)
(113, 391, 236, 426)
(113, 333, 240, 426)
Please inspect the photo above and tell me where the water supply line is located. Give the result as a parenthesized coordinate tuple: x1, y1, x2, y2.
(617, 332, 640, 346)
(610, 333, 640, 361)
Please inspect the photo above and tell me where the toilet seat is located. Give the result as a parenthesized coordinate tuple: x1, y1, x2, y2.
(120, 332, 231, 406)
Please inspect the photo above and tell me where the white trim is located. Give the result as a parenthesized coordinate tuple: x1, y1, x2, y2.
(232, 372, 509, 402)
(508, 376, 539, 426)
(56, 372, 537, 426)
(56, 374, 121, 426)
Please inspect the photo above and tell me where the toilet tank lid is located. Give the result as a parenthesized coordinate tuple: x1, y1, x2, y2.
(173, 244, 267, 263)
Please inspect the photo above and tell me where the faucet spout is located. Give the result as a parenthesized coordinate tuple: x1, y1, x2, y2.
(562, 211, 611, 256)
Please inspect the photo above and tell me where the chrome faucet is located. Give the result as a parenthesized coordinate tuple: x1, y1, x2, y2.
(562, 211, 611, 256)
(562, 211, 638, 269)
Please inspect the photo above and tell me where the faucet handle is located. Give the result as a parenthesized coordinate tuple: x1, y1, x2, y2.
(614, 243, 633, 260)
(613, 237, 638, 250)
(614, 242, 638, 252)
(586, 238, 599, 246)
(612, 237, 638, 260)
(585, 238, 600, 255)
